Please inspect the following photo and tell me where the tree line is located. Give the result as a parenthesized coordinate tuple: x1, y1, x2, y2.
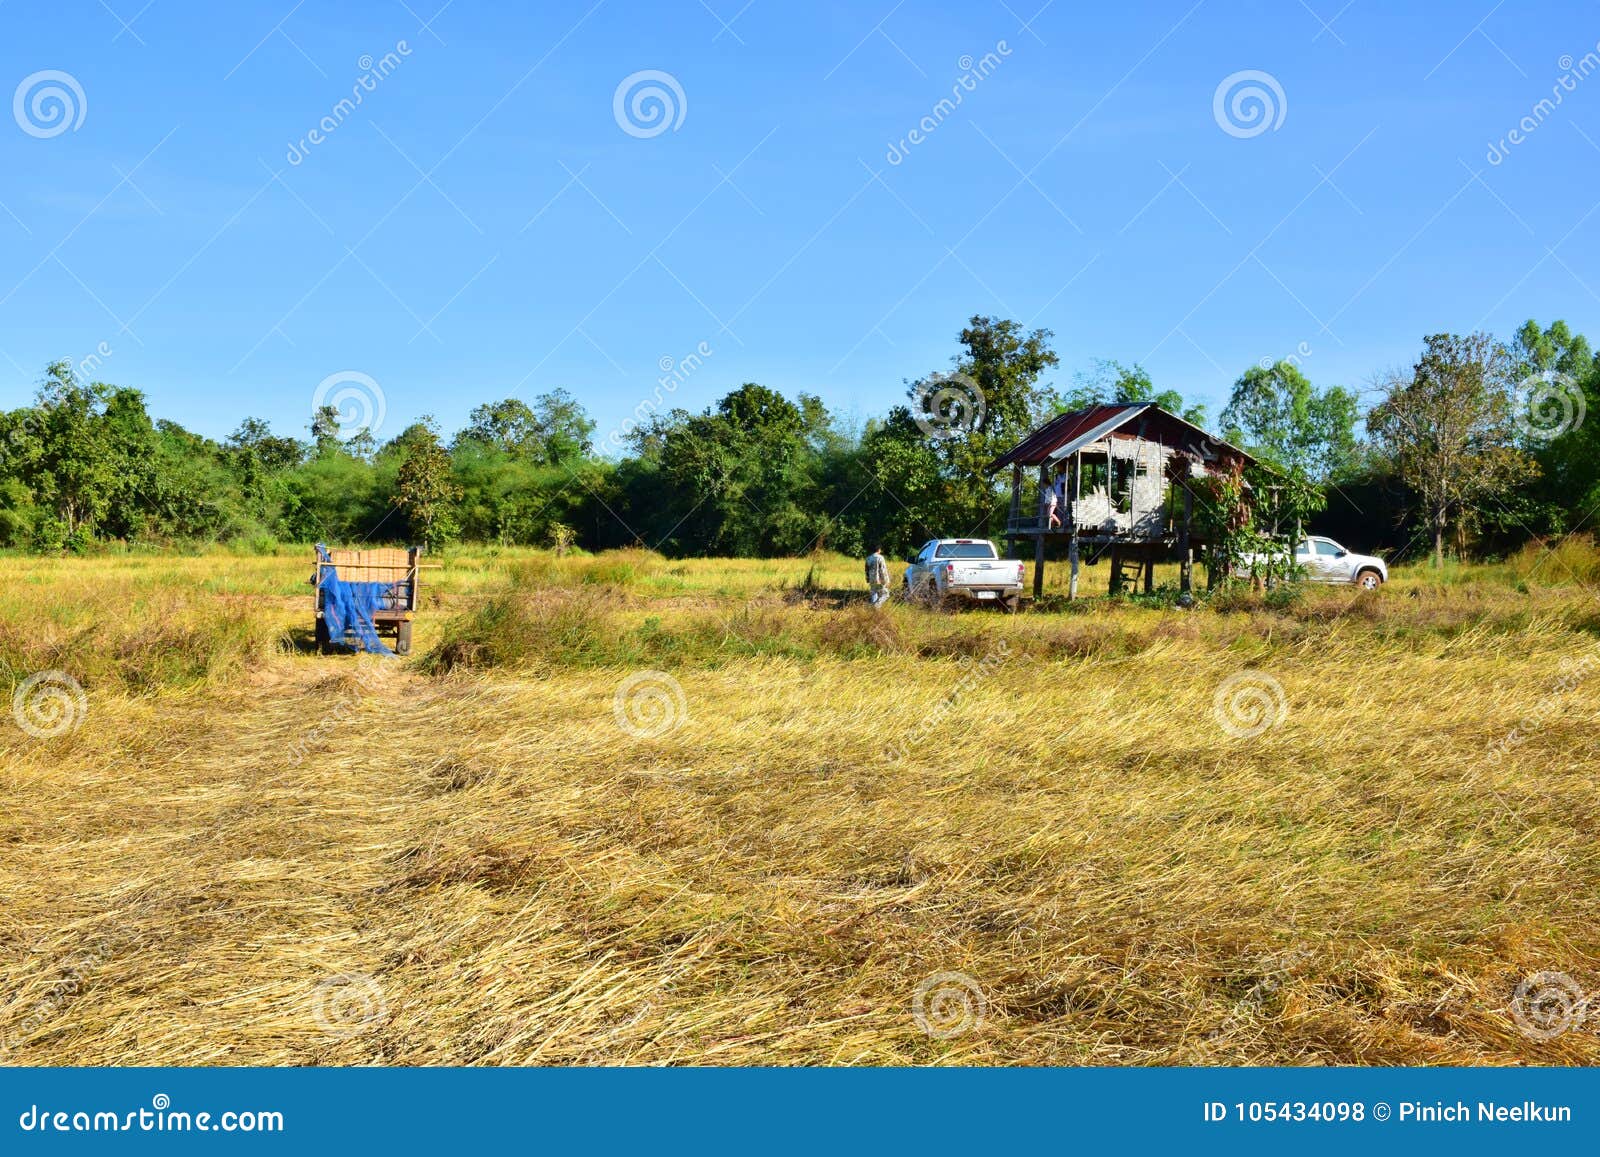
(3, 315, 1595, 565)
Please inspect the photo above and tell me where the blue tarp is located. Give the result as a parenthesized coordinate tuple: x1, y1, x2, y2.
(316, 544, 401, 655)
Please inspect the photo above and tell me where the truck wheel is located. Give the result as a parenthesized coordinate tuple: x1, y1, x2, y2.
(395, 621, 414, 655)
(1355, 569, 1383, 591)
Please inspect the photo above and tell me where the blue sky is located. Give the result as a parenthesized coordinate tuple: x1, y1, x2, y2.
(1, 0, 1598, 447)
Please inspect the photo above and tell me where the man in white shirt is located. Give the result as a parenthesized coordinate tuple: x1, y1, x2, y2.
(865, 545, 889, 606)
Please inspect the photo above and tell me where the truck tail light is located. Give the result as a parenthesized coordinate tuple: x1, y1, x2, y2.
(944, 562, 955, 580)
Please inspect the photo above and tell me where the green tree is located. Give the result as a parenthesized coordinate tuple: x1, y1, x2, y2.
(457, 391, 594, 466)
(1220, 361, 1358, 481)
(310, 405, 344, 457)
(900, 317, 1061, 536)
(1368, 333, 1539, 566)
(1512, 318, 1596, 381)
(619, 384, 826, 556)
(1066, 359, 1208, 426)
(530, 388, 596, 466)
(394, 417, 462, 547)
(1512, 319, 1600, 534)
(25, 361, 117, 545)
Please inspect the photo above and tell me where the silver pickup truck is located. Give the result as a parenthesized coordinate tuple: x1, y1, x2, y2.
(903, 538, 1025, 611)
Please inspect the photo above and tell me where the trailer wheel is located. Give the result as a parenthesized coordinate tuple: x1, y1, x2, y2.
(395, 621, 413, 656)
(314, 616, 331, 655)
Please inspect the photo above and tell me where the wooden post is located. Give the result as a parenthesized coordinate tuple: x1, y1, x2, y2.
(1068, 534, 1080, 600)
(1109, 543, 1122, 595)
(1005, 464, 1023, 561)
(1033, 462, 1048, 600)
(1180, 485, 1193, 594)
(1144, 548, 1154, 594)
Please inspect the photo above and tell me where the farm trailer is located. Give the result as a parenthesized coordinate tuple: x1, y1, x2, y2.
(313, 546, 432, 655)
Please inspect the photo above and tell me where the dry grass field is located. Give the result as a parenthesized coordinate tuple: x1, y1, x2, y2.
(3, 541, 1600, 1065)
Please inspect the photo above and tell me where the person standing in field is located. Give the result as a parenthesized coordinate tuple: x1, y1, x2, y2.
(865, 545, 889, 607)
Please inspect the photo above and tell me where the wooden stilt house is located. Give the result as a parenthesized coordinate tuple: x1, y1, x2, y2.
(986, 403, 1256, 599)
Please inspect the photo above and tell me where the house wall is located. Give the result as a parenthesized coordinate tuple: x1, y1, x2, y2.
(1069, 437, 1172, 539)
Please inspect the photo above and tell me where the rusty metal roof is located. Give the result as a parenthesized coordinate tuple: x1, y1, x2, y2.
(985, 403, 1147, 472)
(986, 403, 1255, 473)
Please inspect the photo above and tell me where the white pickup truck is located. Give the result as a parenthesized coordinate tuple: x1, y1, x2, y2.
(1242, 535, 1388, 590)
(903, 538, 1025, 611)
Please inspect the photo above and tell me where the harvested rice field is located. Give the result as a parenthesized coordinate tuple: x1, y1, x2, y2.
(3, 544, 1600, 1065)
